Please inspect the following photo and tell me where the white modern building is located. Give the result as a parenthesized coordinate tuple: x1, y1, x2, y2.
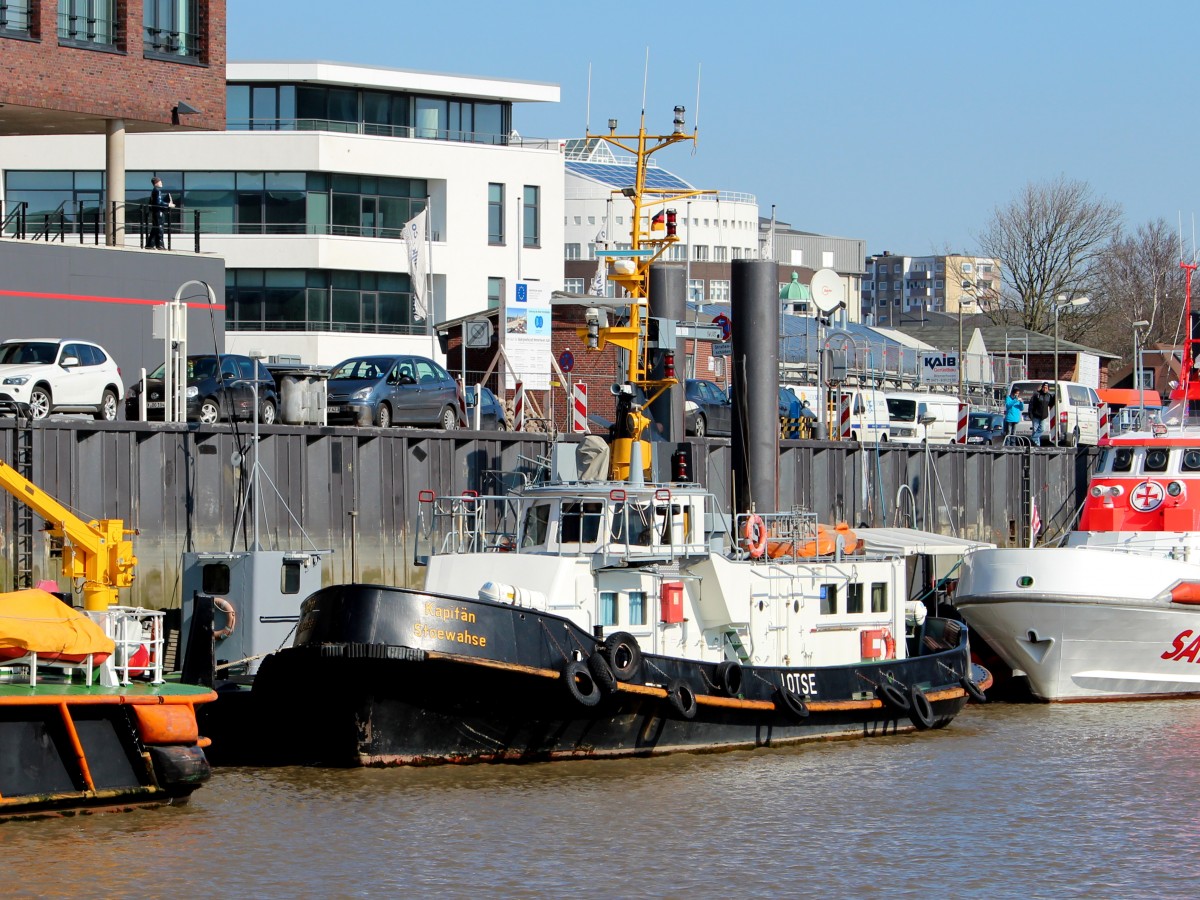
(0, 61, 564, 365)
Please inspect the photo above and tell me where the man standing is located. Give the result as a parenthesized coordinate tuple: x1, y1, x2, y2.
(1028, 382, 1054, 445)
(148, 176, 171, 249)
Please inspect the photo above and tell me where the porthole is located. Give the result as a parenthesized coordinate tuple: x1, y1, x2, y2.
(793, 600, 800, 613)
(758, 600, 765, 612)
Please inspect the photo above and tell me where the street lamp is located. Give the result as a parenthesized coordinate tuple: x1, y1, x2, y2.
(958, 280, 974, 398)
(1052, 294, 1090, 385)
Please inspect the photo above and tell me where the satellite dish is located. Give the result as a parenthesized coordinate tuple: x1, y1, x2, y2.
(810, 268, 845, 315)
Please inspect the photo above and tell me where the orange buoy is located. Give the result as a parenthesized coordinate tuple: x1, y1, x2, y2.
(743, 515, 767, 558)
(1171, 582, 1200, 604)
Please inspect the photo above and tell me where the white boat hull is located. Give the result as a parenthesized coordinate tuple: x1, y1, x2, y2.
(955, 545, 1200, 701)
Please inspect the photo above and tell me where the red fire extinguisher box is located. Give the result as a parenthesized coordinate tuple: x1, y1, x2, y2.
(660, 582, 684, 624)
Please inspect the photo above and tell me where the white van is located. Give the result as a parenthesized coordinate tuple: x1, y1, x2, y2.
(1008, 380, 1102, 446)
(885, 391, 961, 443)
(838, 387, 892, 443)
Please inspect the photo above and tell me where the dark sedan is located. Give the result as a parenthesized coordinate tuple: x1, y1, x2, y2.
(125, 354, 279, 424)
(465, 385, 507, 430)
(966, 411, 1006, 446)
(326, 354, 458, 428)
(685, 379, 731, 437)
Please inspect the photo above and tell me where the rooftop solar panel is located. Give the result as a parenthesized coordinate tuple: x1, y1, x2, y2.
(566, 160, 694, 192)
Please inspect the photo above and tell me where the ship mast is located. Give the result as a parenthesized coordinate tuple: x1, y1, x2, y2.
(1173, 260, 1199, 423)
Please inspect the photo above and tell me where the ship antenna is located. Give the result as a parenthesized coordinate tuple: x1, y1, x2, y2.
(692, 63, 702, 155)
(641, 47, 650, 118)
(585, 62, 592, 136)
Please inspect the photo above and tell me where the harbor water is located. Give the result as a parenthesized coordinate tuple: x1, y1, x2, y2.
(5, 699, 1200, 899)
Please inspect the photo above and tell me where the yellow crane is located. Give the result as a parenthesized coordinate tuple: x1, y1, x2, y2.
(578, 105, 715, 478)
(0, 459, 136, 611)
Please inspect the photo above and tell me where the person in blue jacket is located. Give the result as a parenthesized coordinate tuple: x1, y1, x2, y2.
(1004, 387, 1024, 440)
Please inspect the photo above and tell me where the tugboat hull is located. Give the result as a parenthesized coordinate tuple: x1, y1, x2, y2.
(245, 584, 974, 767)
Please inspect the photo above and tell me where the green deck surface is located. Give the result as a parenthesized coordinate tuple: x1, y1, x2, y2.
(0, 679, 214, 699)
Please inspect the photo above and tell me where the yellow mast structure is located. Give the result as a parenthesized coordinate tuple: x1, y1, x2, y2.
(579, 105, 715, 477)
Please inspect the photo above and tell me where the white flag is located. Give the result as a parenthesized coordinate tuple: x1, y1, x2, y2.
(590, 257, 607, 297)
(404, 208, 428, 319)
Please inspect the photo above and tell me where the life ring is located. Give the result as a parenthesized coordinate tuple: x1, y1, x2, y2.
(714, 660, 743, 697)
(213, 597, 237, 640)
(666, 679, 698, 719)
(743, 514, 767, 558)
(776, 687, 810, 720)
(562, 660, 601, 707)
(604, 631, 643, 682)
(876, 681, 911, 712)
(908, 684, 935, 729)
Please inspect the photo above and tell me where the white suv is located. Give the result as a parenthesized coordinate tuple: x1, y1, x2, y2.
(0, 339, 124, 420)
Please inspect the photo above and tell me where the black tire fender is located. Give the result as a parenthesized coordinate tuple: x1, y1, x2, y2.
(714, 660, 743, 697)
(961, 675, 987, 703)
(561, 660, 601, 707)
(776, 687, 810, 720)
(908, 684, 935, 729)
(604, 631, 643, 682)
(588, 652, 618, 696)
(666, 678, 698, 720)
(876, 681, 911, 712)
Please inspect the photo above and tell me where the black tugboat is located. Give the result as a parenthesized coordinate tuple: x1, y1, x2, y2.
(239, 103, 990, 767)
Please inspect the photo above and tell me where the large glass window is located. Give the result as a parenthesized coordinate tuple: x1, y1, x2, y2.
(144, 0, 200, 60)
(487, 277, 503, 311)
(488, 183, 504, 245)
(522, 186, 539, 248)
(0, 0, 31, 35)
(227, 269, 416, 335)
(59, 0, 116, 47)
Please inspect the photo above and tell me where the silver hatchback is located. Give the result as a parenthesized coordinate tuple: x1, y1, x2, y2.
(325, 355, 458, 429)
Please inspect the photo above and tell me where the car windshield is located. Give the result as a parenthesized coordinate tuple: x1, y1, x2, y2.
(886, 399, 917, 421)
(329, 358, 392, 380)
(0, 342, 58, 365)
(145, 357, 220, 380)
(969, 414, 996, 429)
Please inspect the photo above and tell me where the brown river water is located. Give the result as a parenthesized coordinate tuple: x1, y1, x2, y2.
(3, 700, 1200, 899)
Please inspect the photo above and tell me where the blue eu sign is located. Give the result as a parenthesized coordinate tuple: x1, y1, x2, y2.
(515, 284, 528, 303)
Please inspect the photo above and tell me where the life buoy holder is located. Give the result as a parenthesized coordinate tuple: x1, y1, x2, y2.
(743, 514, 767, 559)
(213, 597, 237, 640)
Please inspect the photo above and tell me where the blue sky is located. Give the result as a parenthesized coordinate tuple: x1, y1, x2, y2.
(228, 1, 1200, 257)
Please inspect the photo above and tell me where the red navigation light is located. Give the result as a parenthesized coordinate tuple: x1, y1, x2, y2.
(664, 352, 676, 378)
(665, 208, 677, 237)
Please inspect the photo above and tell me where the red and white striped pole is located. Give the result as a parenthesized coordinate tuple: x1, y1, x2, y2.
(513, 381, 525, 431)
(838, 391, 852, 440)
(571, 382, 588, 433)
(957, 402, 969, 443)
(1098, 403, 1110, 443)
(455, 377, 468, 426)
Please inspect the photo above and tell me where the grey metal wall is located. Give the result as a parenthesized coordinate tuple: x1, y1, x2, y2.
(0, 241, 226, 382)
(0, 420, 1093, 608)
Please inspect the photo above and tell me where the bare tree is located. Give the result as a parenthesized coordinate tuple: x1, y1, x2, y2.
(977, 176, 1123, 333)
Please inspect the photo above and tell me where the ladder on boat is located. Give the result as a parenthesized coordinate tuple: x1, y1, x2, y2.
(11, 415, 33, 590)
(724, 628, 751, 664)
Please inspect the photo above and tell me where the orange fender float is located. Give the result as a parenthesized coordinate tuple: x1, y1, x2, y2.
(743, 515, 768, 558)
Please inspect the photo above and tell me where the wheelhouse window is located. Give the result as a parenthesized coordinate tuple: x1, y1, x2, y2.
(0, 0, 30, 35)
(847, 583, 864, 614)
(820, 584, 838, 615)
(1111, 448, 1134, 473)
(599, 591, 618, 627)
(1183, 449, 1200, 472)
(59, 0, 116, 47)
(144, 0, 201, 61)
(1144, 448, 1170, 473)
(628, 591, 647, 626)
(871, 583, 888, 613)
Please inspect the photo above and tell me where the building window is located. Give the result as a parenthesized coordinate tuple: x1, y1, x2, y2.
(688, 279, 705, 302)
(710, 280, 730, 302)
(522, 185, 539, 248)
(935, 280, 944, 289)
(979, 263, 993, 273)
(628, 591, 646, 626)
(666, 244, 687, 262)
(226, 268, 419, 336)
(714, 246, 728, 262)
(144, 0, 201, 60)
(731, 247, 742, 260)
(693, 244, 709, 261)
(879, 281, 889, 290)
(600, 591, 617, 627)
(488, 183, 504, 245)
(565, 243, 581, 260)
(487, 277, 503, 310)
(892, 264, 902, 273)
(961, 262, 973, 273)
(871, 583, 888, 613)
(564, 278, 584, 293)
(0, 0, 32, 35)
(59, 0, 116, 47)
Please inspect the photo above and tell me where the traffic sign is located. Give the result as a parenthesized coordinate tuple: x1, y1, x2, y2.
(465, 318, 493, 349)
(712, 314, 731, 341)
(712, 342, 732, 358)
(559, 349, 575, 373)
(676, 323, 725, 342)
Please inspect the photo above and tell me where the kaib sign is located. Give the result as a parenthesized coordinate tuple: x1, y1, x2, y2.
(921, 353, 958, 384)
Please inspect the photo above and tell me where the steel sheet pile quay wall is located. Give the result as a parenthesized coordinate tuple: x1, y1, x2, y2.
(0, 421, 1092, 605)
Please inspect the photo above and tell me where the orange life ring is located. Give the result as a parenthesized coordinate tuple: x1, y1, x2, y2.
(213, 597, 237, 640)
(743, 514, 767, 558)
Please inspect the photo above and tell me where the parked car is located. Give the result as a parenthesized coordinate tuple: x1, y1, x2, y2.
(685, 378, 731, 437)
(0, 338, 123, 421)
(326, 355, 458, 428)
(885, 392, 960, 444)
(966, 411, 1005, 445)
(125, 354, 279, 424)
(465, 385, 508, 430)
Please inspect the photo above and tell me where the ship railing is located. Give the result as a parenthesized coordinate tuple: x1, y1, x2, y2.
(93, 606, 166, 686)
(735, 509, 866, 561)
